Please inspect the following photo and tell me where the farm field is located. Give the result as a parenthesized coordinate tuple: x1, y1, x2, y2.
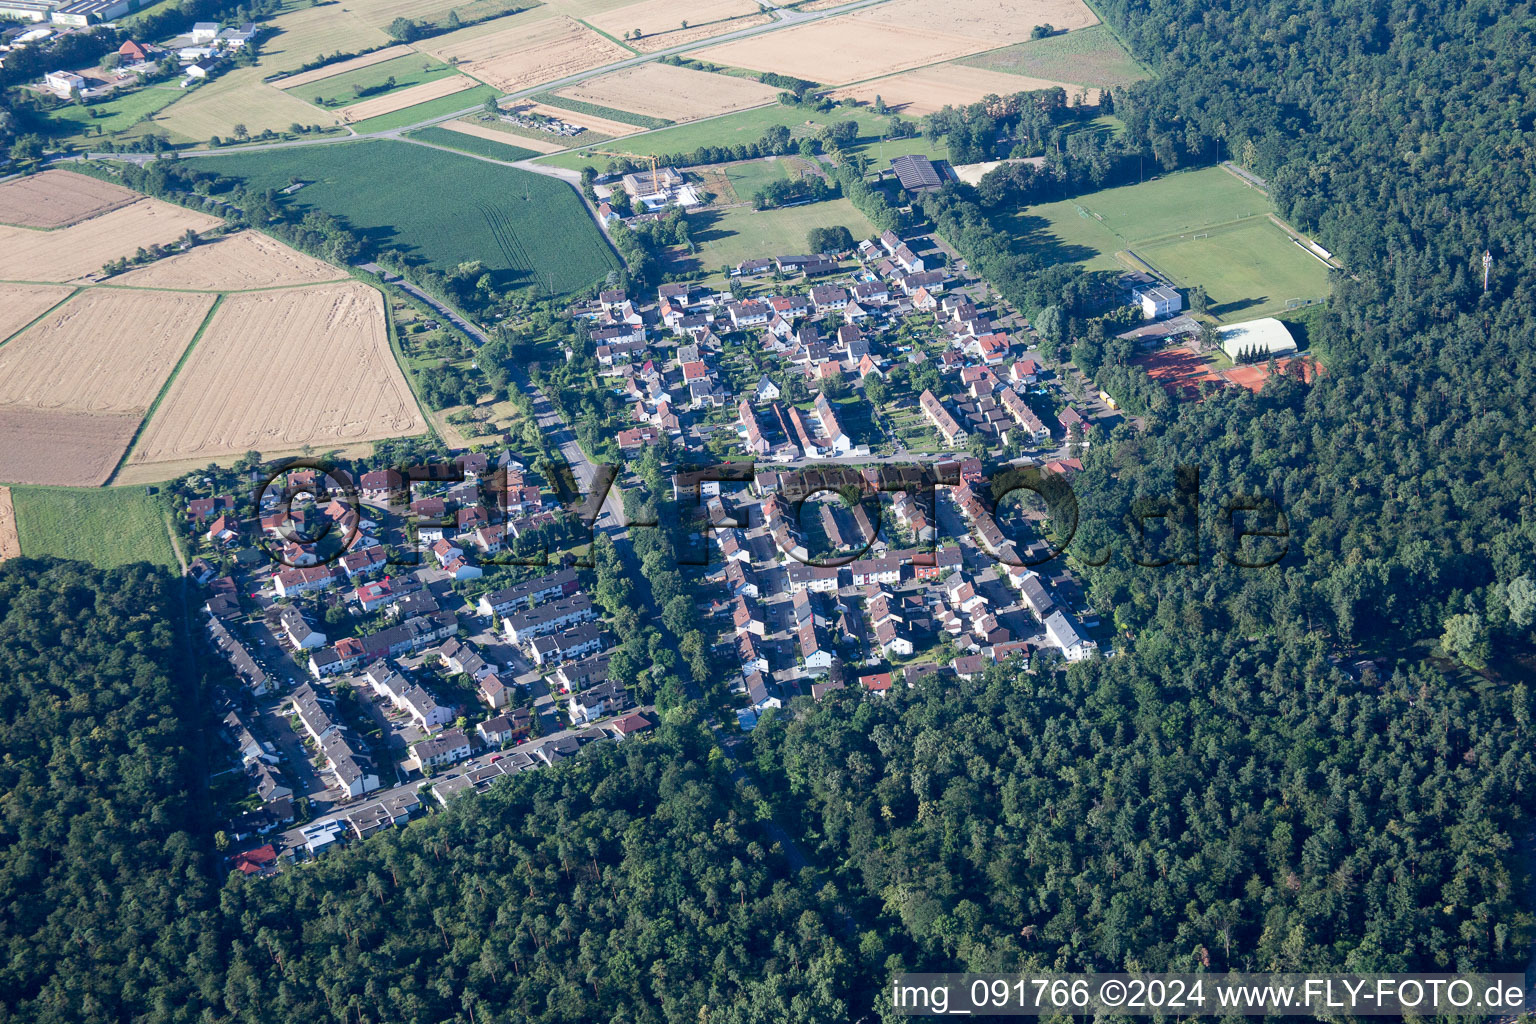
(418, 15, 631, 92)
(336, 74, 479, 122)
(586, 0, 769, 51)
(108, 231, 349, 291)
(0, 288, 215, 486)
(155, 68, 343, 143)
(695, 0, 1096, 84)
(553, 63, 781, 121)
(286, 51, 458, 107)
(0, 169, 138, 228)
(830, 63, 1094, 116)
(130, 282, 427, 466)
(1010, 167, 1330, 319)
(959, 25, 1147, 89)
(534, 104, 832, 170)
(156, 1, 396, 140)
(0, 487, 17, 562)
(347, 84, 499, 133)
(0, 199, 223, 283)
(0, 284, 76, 343)
(10, 485, 177, 569)
(407, 124, 540, 160)
(0, 289, 214, 414)
(346, 0, 530, 31)
(192, 140, 618, 294)
(437, 115, 574, 153)
(273, 44, 416, 89)
(683, 198, 877, 273)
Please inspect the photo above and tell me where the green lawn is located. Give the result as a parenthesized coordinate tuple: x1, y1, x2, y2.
(12, 485, 178, 570)
(191, 139, 618, 295)
(405, 125, 538, 161)
(1007, 167, 1330, 319)
(958, 25, 1149, 90)
(678, 197, 877, 275)
(348, 83, 498, 133)
(46, 85, 185, 138)
(287, 52, 458, 107)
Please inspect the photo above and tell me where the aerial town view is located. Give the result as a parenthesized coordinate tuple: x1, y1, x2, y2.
(1, 0, 1534, 1019)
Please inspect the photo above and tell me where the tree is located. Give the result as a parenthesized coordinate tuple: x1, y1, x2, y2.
(232, 123, 249, 141)
(1440, 612, 1490, 670)
(1188, 284, 1210, 315)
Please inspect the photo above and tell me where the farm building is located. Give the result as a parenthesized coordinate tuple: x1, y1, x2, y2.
(1219, 317, 1297, 361)
(891, 154, 943, 192)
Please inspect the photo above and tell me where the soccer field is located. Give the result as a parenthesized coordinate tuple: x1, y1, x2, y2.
(1134, 218, 1330, 321)
(1009, 166, 1331, 320)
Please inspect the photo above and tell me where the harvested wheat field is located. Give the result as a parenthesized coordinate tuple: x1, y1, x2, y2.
(109, 231, 348, 291)
(554, 63, 781, 120)
(0, 487, 17, 561)
(830, 64, 1096, 115)
(0, 170, 140, 229)
(441, 118, 570, 153)
(0, 200, 224, 284)
(586, 0, 769, 51)
(422, 16, 631, 92)
(275, 43, 416, 89)
(132, 282, 428, 466)
(697, 0, 1097, 83)
(0, 288, 216, 486)
(337, 73, 478, 122)
(0, 410, 145, 486)
(0, 289, 214, 414)
(0, 284, 76, 343)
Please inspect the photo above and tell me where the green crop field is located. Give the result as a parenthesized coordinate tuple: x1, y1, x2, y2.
(12, 485, 178, 570)
(1008, 167, 1330, 320)
(535, 105, 829, 172)
(287, 52, 458, 106)
(405, 125, 538, 161)
(679, 198, 876, 275)
(192, 140, 618, 295)
(958, 26, 1149, 89)
(347, 83, 498, 133)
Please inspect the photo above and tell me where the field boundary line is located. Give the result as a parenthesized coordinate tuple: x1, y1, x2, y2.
(374, 277, 448, 450)
(0, 286, 78, 349)
(106, 294, 223, 486)
(163, 509, 188, 574)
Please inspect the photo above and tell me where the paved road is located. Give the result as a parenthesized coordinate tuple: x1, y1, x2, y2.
(79, 0, 893, 170)
(361, 265, 626, 530)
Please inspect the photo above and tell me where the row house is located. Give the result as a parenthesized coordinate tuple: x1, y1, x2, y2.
(530, 620, 604, 666)
(475, 567, 580, 618)
(503, 593, 596, 644)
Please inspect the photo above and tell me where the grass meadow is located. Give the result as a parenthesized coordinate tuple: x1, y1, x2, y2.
(959, 25, 1148, 89)
(193, 140, 618, 295)
(405, 125, 539, 160)
(1008, 166, 1330, 319)
(12, 485, 178, 570)
(675, 197, 876, 275)
(288, 52, 458, 106)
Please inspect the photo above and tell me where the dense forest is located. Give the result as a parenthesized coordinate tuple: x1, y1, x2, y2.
(0, 560, 216, 1024)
